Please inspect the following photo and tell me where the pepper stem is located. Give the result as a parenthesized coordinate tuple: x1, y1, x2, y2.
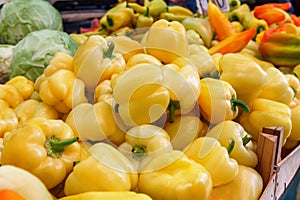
(242, 134, 252, 146)
(45, 136, 78, 158)
(132, 144, 147, 159)
(168, 100, 180, 123)
(144, 7, 150, 17)
(231, 95, 250, 113)
(227, 138, 235, 154)
(103, 41, 115, 59)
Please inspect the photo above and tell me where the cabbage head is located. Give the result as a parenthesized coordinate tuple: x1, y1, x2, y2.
(9, 29, 78, 82)
(0, 0, 63, 45)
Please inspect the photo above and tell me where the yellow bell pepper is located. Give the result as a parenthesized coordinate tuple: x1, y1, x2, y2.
(14, 99, 58, 124)
(0, 84, 23, 108)
(64, 142, 138, 196)
(287, 98, 300, 144)
(162, 63, 200, 121)
(37, 69, 88, 113)
(171, 44, 219, 79)
(258, 67, 294, 105)
(239, 97, 292, 144)
(210, 165, 263, 200)
(5, 76, 34, 100)
(119, 124, 172, 171)
(59, 191, 152, 200)
(0, 99, 18, 138)
(164, 115, 203, 150)
(73, 35, 126, 91)
(138, 150, 213, 200)
(112, 63, 169, 127)
(198, 78, 250, 124)
(126, 53, 162, 68)
(206, 120, 258, 168)
(94, 79, 114, 105)
(185, 137, 239, 186)
(219, 53, 268, 103)
(0, 165, 53, 200)
(141, 19, 189, 63)
(43, 52, 74, 77)
(1, 118, 81, 189)
(65, 101, 125, 146)
(285, 73, 300, 100)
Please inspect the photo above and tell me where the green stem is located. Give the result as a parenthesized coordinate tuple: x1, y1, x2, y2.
(106, 15, 114, 27)
(144, 7, 150, 17)
(242, 134, 252, 146)
(168, 100, 180, 123)
(257, 26, 265, 34)
(227, 138, 235, 154)
(103, 41, 115, 59)
(45, 136, 78, 158)
(231, 95, 250, 113)
(131, 144, 147, 159)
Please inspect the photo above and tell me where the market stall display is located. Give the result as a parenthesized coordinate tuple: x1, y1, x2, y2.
(0, 0, 299, 199)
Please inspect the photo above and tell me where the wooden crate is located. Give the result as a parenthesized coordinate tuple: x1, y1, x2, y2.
(257, 127, 300, 200)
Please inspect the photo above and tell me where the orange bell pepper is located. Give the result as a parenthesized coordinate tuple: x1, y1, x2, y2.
(207, 1, 239, 41)
(253, 6, 287, 25)
(254, 2, 292, 11)
(291, 14, 300, 26)
(208, 28, 256, 55)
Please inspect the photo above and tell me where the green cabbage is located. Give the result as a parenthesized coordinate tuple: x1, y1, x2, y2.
(9, 29, 78, 82)
(0, 0, 63, 45)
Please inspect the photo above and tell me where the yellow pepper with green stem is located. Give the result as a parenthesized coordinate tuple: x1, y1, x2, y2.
(206, 120, 258, 168)
(185, 136, 239, 186)
(198, 77, 250, 124)
(239, 97, 292, 145)
(63, 142, 138, 196)
(138, 150, 213, 200)
(210, 165, 263, 200)
(118, 124, 172, 171)
(1, 117, 81, 189)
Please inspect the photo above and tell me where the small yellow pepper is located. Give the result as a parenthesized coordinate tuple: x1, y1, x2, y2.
(1, 118, 81, 189)
(0, 99, 18, 137)
(258, 67, 294, 105)
(14, 99, 58, 124)
(118, 124, 172, 171)
(5, 76, 34, 100)
(206, 120, 258, 168)
(287, 98, 300, 144)
(219, 53, 268, 103)
(64, 142, 138, 196)
(164, 115, 203, 150)
(0, 84, 23, 108)
(135, 7, 154, 28)
(94, 79, 114, 105)
(73, 35, 126, 91)
(112, 63, 169, 127)
(185, 137, 239, 186)
(65, 102, 126, 146)
(37, 69, 88, 113)
(285, 73, 300, 100)
(59, 191, 153, 200)
(239, 97, 292, 145)
(138, 150, 213, 200)
(210, 165, 263, 200)
(126, 53, 162, 68)
(198, 78, 250, 124)
(141, 19, 189, 63)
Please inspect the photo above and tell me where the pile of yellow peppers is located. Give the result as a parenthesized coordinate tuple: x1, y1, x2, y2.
(1, 3, 300, 199)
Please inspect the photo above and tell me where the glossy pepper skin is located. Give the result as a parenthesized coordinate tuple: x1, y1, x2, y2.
(0, 99, 18, 137)
(287, 98, 300, 145)
(210, 165, 263, 200)
(5, 76, 34, 100)
(112, 63, 169, 127)
(141, 19, 189, 64)
(207, 1, 239, 41)
(14, 99, 58, 124)
(259, 32, 300, 67)
(118, 124, 172, 171)
(198, 78, 250, 124)
(239, 97, 292, 145)
(0, 84, 23, 108)
(258, 67, 294, 105)
(185, 137, 238, 187)
(65, 101, 126, 146)
(219, 53, 268, 104)
(64, 142, 138, 196)
(206, 120, 258, 168)
(59, 191, 153, 200)
(73, 35, 126, 92)
(135, 7, 154, 28)
(37, 69, 88, 113)
(1, 118, 81, 189)
(138, 150, 213, 200)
